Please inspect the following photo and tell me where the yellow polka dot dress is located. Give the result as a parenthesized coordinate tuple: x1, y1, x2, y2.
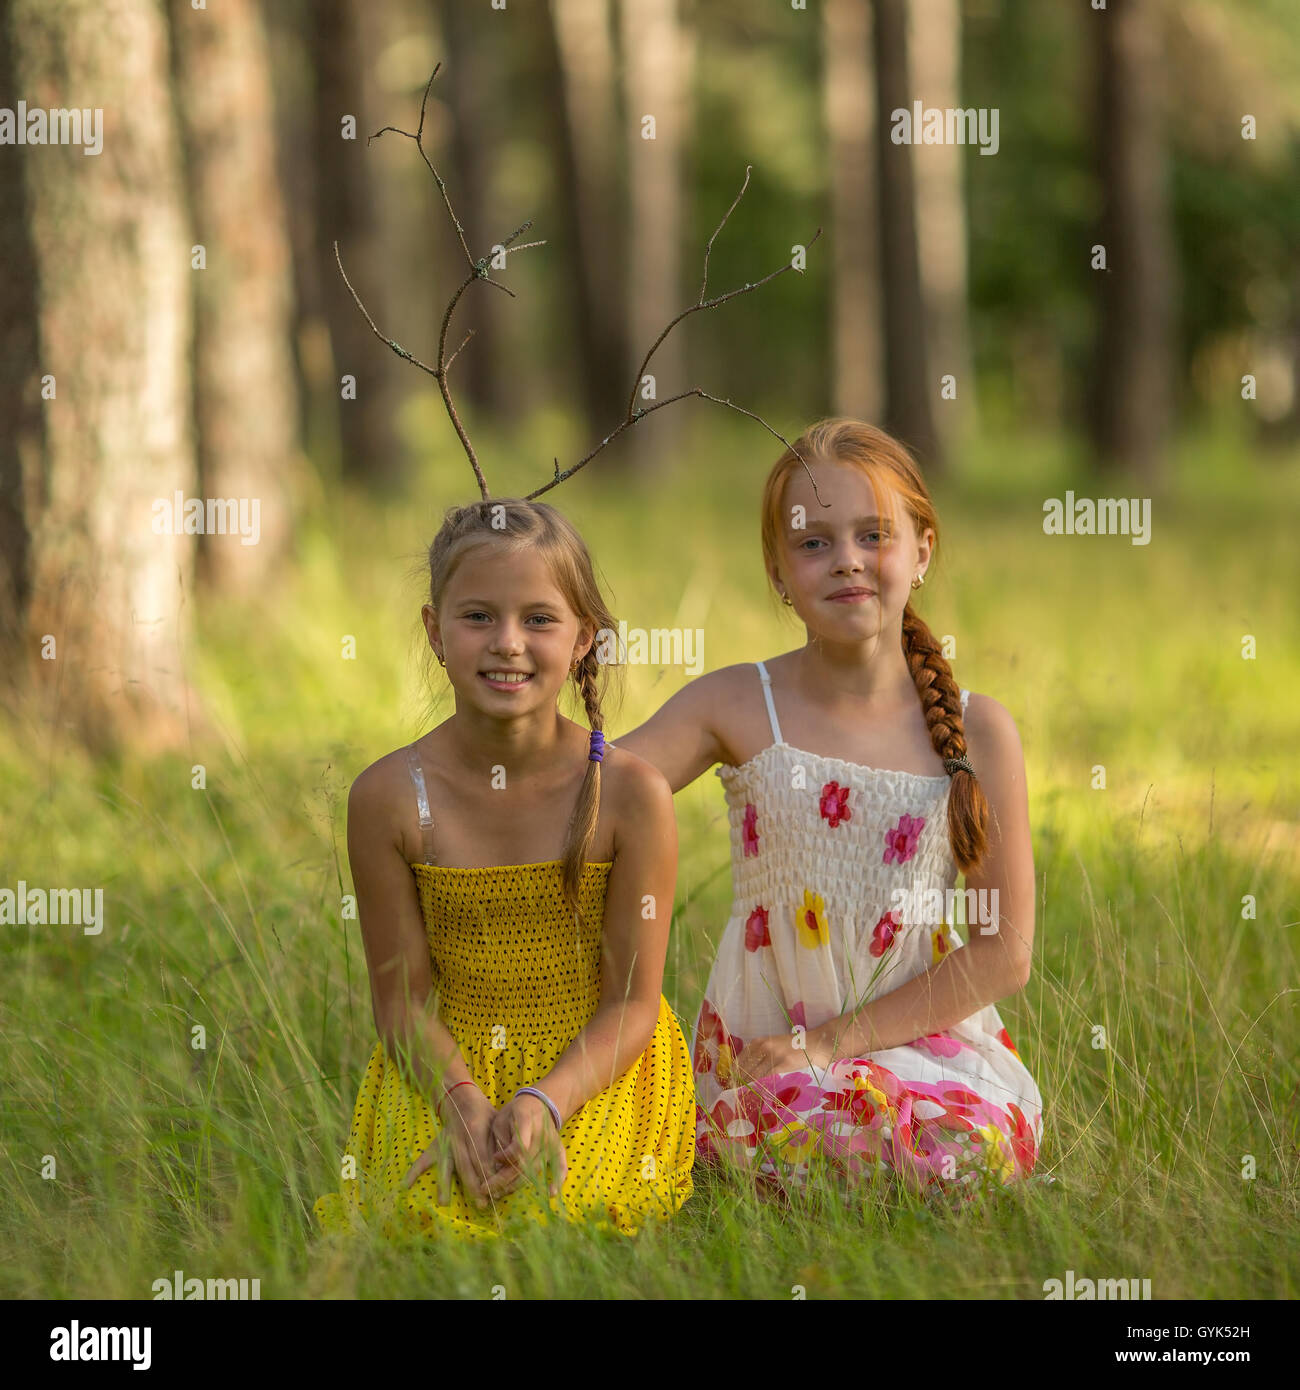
(314, 860, 696, 1239)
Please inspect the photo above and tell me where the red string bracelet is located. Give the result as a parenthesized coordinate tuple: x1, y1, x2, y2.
(435, 1079, 475, 1122)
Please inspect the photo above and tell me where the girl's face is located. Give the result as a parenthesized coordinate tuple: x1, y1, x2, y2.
(423, 544, 594, 717)
(772, 460, 933, 642)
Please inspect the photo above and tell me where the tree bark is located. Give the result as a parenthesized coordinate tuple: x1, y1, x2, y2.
(872, 0, 941, 471)
(310, 0, 404, 491)
(908, 0, 976, 445)
(547, 0, 628, 432)
(11, 0, 199, 754)
(1089, 0, 1175, 484)
(618, 0, 687, 473)
(824, 0, 883, 422)
(168, 0, 300, 592)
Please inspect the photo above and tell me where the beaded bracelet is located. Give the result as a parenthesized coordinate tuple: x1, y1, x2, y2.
(513, 1085, 562, 1131)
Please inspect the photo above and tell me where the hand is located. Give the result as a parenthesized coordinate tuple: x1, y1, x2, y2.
(730, 1030, 833, 1088)
(481, 1093, 569, 1200)
(404, 1086, 497, 1209)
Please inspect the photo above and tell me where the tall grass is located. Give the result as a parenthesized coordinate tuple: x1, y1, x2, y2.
(1, 414, 1296, 1298)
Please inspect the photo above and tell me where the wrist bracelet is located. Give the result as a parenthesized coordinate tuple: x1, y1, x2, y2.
(436, 1078, 475, 1122)
(513, 1085, 562, 1131)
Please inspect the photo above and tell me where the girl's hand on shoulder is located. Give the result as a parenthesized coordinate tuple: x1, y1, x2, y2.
(482, 1094, 568, 1199)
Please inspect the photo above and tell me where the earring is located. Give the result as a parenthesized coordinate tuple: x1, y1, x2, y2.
(911, 573, 926, 590)
(780, 592, 793, 607)
(435, 650, 445, 666)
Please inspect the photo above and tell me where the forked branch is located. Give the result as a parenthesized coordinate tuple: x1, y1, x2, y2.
(336, 66, 823, 503)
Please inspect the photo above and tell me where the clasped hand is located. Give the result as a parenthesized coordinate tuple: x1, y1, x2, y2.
(402, 1088, 568, 1209)
(728, 1029, 834, 1088)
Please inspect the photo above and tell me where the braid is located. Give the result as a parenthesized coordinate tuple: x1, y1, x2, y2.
(901, 604, 989, 875)
(558, 647, 605, 918)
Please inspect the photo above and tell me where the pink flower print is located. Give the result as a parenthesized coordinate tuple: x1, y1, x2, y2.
(742, 802, 759, 858)
(869, 909, 902, 958)
(883, 812, 926, 865)
(819, 781, 852, 828)
(788, 1000, 807, 1029)
(744, 906, 771, 952)
(915, 1031, 964, 1058)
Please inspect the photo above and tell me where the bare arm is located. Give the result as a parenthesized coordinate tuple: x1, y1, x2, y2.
(811, 695, 1036, 1055)
(532, 751, 679, 1124)
(347, 762, 475, 1105)
(610, 669, 728, 793)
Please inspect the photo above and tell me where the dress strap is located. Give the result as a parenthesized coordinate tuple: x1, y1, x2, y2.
(405, 742, 435, 865)
(960, 688, 970, 716)
(754, 661, 785, 745)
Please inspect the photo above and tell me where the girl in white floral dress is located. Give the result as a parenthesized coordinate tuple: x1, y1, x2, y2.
(616, 418, 1045, 1195)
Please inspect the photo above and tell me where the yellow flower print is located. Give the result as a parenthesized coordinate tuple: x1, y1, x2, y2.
(770, 1120, 819, 1166)
(974, 1123, 1015, 1182)
(716, 1042, 736, 1087)
(849, 1074, 891, 1116)
(796, 889, 830, 949)
(931, 921, 953, 964)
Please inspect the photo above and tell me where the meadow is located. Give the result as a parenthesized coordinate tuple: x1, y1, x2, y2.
(2, 412, 1297, 1299)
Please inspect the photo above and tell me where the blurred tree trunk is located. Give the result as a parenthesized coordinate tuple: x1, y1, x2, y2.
(1089, 0, 1174, 485)
(310, 0, 403, 491)
(548, 0, 627, 433)
(908, 0, 976, 447)
(434, 0, 512, 425)
(10, 0, 199, 754)
(169, 0, 299, 592)
(824, 0, 883, 422)
(872, 0, 941, 471)
(0, 1, 41, 674)
(619, 0, 687, 473)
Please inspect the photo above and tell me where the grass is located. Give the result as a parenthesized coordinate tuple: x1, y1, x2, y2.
(1, 412, 1297, 1299)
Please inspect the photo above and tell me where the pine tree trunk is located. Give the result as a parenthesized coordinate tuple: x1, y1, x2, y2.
(12, 0, 199, 754)
(1089, 0, 1174, 484)
(169, 0, 300, 592)
(908, 0, 975, 445)
(824, 0, 883, 422)
(873, 0, 941, 471)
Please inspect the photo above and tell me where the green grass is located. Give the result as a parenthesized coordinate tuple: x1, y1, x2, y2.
(1, 413, 1297, 1298)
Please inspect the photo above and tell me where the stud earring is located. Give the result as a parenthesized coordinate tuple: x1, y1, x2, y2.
(780, 591, 793, 606)
(435, 650, 445, 666)
(911, 573, 926, 590)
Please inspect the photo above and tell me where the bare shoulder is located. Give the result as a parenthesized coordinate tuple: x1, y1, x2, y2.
(346, 747, 410, 835)
(962, 693, 1026, 779)
(599, 742, 674, 819)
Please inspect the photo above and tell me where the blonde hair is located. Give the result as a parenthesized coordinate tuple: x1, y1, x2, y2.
(761, 418, 990, 874)
(425, 499, 622, 915)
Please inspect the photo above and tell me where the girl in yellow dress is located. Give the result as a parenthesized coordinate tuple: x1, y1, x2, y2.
(314, 499, 695, 1239)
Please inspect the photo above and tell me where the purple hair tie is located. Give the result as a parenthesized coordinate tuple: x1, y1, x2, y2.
(588, 730, 605, 763)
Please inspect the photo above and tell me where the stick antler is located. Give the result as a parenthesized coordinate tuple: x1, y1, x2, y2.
(335, 65, 823, 502)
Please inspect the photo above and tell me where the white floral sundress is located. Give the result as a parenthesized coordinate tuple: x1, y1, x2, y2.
(692, 661, 1045, 1193)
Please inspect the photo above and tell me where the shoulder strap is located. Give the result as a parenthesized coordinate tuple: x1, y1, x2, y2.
(754, 661, 784, 745)
(960, 688, 970, 716)
(405, 743, 435, 865)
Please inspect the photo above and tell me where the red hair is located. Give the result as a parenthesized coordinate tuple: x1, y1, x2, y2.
(760, 418, 989, 875)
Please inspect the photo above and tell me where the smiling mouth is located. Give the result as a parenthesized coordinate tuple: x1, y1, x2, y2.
(479, 671, 534, 687)
(826, 589, 874, 600)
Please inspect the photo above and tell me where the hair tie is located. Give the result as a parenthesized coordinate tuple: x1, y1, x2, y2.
(588, 730, 605, 763)
(943, 755, 973, 777)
